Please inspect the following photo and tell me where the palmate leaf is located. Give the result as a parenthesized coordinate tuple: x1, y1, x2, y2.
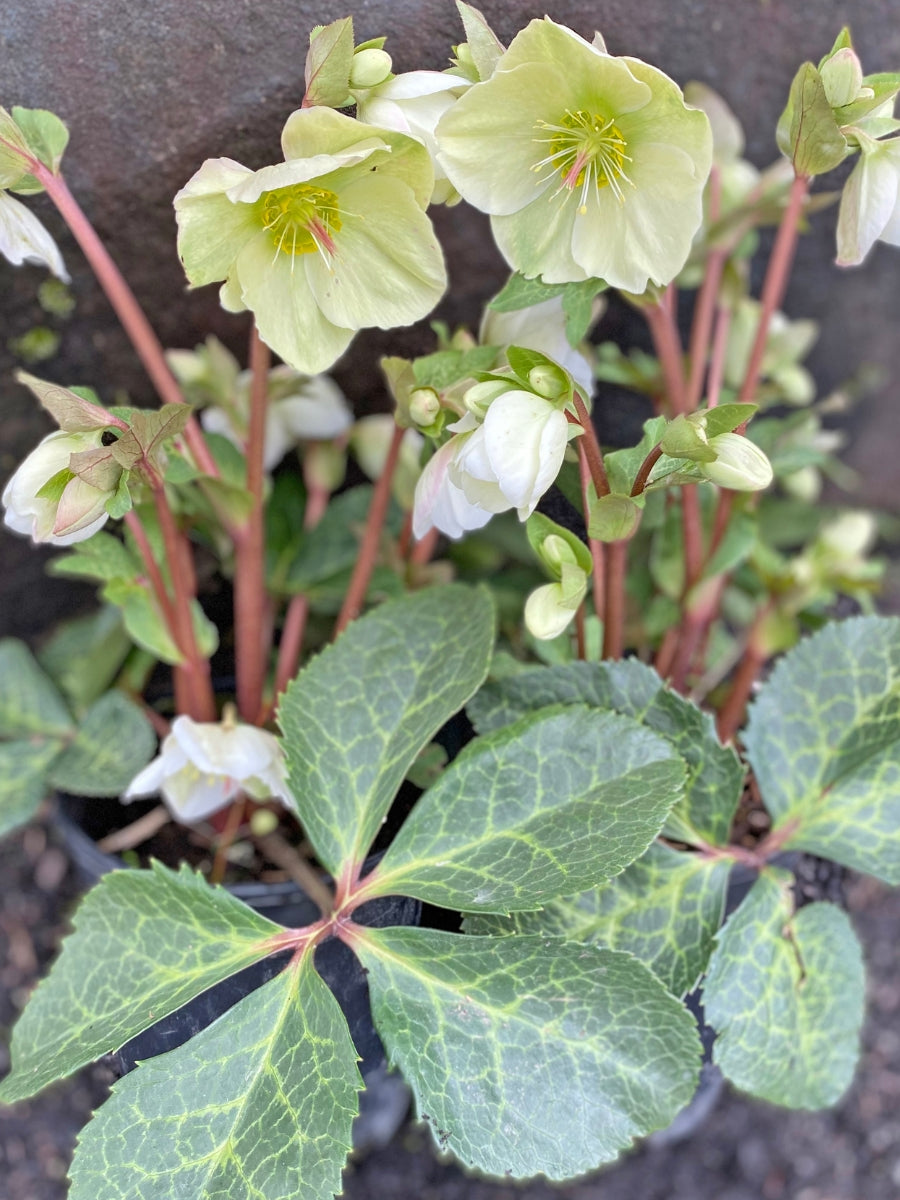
(0, 863, 280, 1104)
(46, 690, 157, 796)
(354, 926, 702, 1178)
(703, 868, 865, 1109)
(279, 585, 495, 878)
(466, 842, 732, 997)
(69, 953, 362, 1200)
(365, 706, 684, 913)
(469, 659, 743, 846)
(0, 740, 62, 837)
(744, 616, 900, 883)
(0, 638, 74, 738)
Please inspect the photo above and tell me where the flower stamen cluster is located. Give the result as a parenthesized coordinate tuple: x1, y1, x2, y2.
(257, 183, 342, 263)
(534, 110, 633, 209)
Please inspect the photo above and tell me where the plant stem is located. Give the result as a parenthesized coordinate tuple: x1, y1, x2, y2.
(233, 327, 270, 724)
(681, 484, 705, 591)
(577, 441, 605, 623)
(603, 540, 628, 660)
(574, 603, 587, 660)
(151, 483, 216, 720)
(644, 300, 687, 415)
(572, 393, 610, 496)
(705, 303, 731, 411)
(334, 421, 404, 636)
(737, 172, 810, 407)
(685, 166, 724, 412)
(32, 163, 219, 478)
(716, 611, 769, 742)
(630, 444, 663, 497)
(410, 525, 440, 565)
(210, 797, 247, 885)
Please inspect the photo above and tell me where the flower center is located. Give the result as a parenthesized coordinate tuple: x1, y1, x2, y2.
(533, 109, 633, 211)
(256, 183, 342, 259)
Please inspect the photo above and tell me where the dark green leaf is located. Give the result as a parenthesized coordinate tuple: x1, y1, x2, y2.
(0, 638, 73, 738)
(0, 740, 62, 836)
(47, 690, 156, 796)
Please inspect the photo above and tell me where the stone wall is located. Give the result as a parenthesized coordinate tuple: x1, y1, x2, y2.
(2, 0, 898, 637)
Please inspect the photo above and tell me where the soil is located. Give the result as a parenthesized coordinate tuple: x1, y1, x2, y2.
(1, 818, 899, 1200)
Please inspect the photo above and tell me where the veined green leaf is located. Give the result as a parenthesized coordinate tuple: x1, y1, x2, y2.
(37, 606, 132, 712)
(0, 638, 74, 738)
(355, 927, 702, 1178)
(0, 863, 281, 1104)
(47, 690, 156, 796)
(704, 869, 865, 1109)
(279, 585, 495, 878)
(744, 616, 900, 883)
(469, 658, 743, 846)
(366, 706, 684, 912)
(466, 842, 731, 997)
(0, 739, 62, 836)
(68, 954, 361, 1200)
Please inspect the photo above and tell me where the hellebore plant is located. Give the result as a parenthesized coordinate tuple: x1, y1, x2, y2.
(0, 8, 899, 1200)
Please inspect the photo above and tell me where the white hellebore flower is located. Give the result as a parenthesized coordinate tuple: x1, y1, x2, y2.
(2, 429, 116, 546)
(836, 131, 900, 266)
(202, 367, 352, 470)
(354, 71, 469, 205)
(0, 190, 68, 280)
(412, 390, 570, 539)
(123, 715, 292, 823)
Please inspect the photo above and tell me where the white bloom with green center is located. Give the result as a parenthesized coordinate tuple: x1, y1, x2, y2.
(174, 107, 447, 375)
(435, 17, 712, 293)
(2, 429, 117, 546)
(123, 715, 292, 823)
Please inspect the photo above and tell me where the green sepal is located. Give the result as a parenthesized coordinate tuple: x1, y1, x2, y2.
(279, 585, 495, 878)
(469, 658, 744, 846)
(525, 511, 592, 576)
(46, 690, 156, 797)
(366, 705, 685, 912)
(34, 467, 73, 505)
(587, 492, 643, 541)
(304, 17, 355, 108)
(68, 953, 362, 1200)
(0, 862, 282, 1104)
(704, 869, 865, 1109)
(776, 62, 848, 176)
(744, 615, 900, 884)
(356, 926, 702, 1178)
(6, 107, 69, 194)
(104, 471, 133, 519)
(702, 403, 758, 437)
(465, 841, 732, 998)
(455, 2, 505, 81)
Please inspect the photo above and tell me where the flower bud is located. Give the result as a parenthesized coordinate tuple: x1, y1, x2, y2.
(699, 432, 773, 491)
(2, 429, 120, 545)
(524, 569, 588, 641)
(304, 441, 347, 493)
(349, 48, 393, 90)
(660, 413, 713, 463)
(527, 362, 568, 400)
(463, 379, 509, 417)
(408, 386, 441, 428)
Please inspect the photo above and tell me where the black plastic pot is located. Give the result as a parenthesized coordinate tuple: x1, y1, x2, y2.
(55, 792, 419, 1151)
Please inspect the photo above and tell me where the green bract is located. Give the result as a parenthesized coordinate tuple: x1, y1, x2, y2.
(436, 17, 713, 292)
(174, 107, 447, 375)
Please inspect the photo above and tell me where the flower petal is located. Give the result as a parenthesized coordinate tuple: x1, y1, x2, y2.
(0, 191, 68, 280)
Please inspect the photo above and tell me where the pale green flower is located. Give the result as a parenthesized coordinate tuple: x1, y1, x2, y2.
(836, 130, 900, 265)
(0, 190, 68, 280)
(435, 17, 712, 292)
(174, 107, 447, 375)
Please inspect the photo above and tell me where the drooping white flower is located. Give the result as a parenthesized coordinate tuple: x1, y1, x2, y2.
(411, 431, 494, 540)
(836, 130, 900, 265)
(0, 190, 68, 280)
(698, 432, 774, 492)
(123, 715, 292, 823)
(480, 294, 596, 397)
(201, 367, 352, 470)
(2, 429, 117, 545)
(354, 70, 470, 204)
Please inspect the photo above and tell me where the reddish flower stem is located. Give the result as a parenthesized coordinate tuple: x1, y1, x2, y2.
(681, 484, 705, 592)
(737, 172, 810, 407)
(603, 540, 628, 661)
(410, 525, 440, 565)
(151, 482, 216, 720)
(630, 444, 663, 497)
(572, 393, 609, 496)
(233, 327, 270, 724)
(716, 610, 769, 743)
(644, 301, 687, 416)
(31, 162, 219, 478)
(577, 441, 605, 623)
(685, 166, 724, 412)
(705, 304, 732, 410)
(334, 422, 404, 636)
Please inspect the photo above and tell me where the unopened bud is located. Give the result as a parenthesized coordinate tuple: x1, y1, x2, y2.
(249, 808, 280, 837)
(699, 432, 773, 491)
(524, 575, 586, 641)
(408, 386, 441, 428)
(304, 441, 346, 493)
(349, 48, 393, 89)
(463, 379, 509, 417)
(527, 363, 568, 400)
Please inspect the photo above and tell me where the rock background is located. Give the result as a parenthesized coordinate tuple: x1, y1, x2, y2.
(2, 0, 900, 637)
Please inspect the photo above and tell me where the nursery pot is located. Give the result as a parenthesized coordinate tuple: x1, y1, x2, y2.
(55, 792, 420, 1151)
